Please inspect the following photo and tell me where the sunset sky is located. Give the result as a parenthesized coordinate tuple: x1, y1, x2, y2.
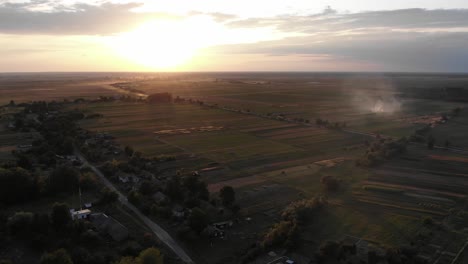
(1, 0, 468, 72)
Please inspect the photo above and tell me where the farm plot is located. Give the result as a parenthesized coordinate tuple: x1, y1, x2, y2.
(350, 146, 468, 227)
(431, 110, 468, 150)
(0, 126, 39, 161)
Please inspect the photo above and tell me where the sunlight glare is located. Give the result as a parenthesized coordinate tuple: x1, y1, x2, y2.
(111, 17, 215, 70)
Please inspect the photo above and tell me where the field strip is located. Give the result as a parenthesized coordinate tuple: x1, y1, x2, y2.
(363, 181, 466, 198)
(354, 198, 446, 217)
(379, 166, 468, 179)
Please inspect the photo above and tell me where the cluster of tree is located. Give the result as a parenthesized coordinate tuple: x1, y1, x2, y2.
(356, 137, 408, 167)
(293, 117, 310, 123)
(316, 118, 347, 129)
(239, 197, 327, 263)
(0, 166, 40, 206)
(0, 161, 100, 206)
(147, 93, 172, 104)
(317, 240, 427, 264)
(409, 125, 431, 143)
(115, 247, 164, 264)
(262, 196, 328, 249)
(320, 175, 340, 192)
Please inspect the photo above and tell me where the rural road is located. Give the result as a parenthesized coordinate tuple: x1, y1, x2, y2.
(74, 151, 195, 264)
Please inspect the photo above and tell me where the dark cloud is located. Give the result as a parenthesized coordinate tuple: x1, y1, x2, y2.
(213, 8, 468, 72)
(228, 8, 468, 32)
(210, 31, 468, 72)
(0, 1, 176, 35)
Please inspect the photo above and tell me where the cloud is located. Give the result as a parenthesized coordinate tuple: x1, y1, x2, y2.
(0, 1, 178, 35)
(213, 8, 468, 72)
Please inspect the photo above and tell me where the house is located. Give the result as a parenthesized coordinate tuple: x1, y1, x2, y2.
(17, 144, 32, 151)
(90, 213, 129, 241)
(342, 235, 369, 259)
(213, 220, 233, 229)
(152, 192, 167, 204)
(172, 205, 185, 218)
(117, 172, 140, 184)
(117, 172, 132, 183)
(70, 209, 91, 220)
(202, 226, 225, 238)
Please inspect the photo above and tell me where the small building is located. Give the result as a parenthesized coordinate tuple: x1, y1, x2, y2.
(70, 209, 91, 220)
(172, 205, 185, 218)
(152, 192, 167, 204)
(17, 144, 32, 151)
(213, 220, 233, 229)
(202, 226, 224, 238)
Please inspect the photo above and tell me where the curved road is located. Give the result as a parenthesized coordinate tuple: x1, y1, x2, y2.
(75, 151, 195, 264)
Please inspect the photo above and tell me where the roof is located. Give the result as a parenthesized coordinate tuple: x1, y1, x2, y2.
(73, 209, 91, 215)
(152, 192, 167, 202)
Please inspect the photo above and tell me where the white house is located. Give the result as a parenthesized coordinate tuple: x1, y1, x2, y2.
(70, 209, 91, 220)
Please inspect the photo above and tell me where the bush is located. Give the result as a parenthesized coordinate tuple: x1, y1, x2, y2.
(188, 207, 209, 233)
(40, 248, 73, 264)
(7, 211, 34, 236)
(262, 220, 298, 249)
(48, 165, 79, 194)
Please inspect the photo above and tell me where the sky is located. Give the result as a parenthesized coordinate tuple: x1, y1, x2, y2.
(1, 0, 468, 72)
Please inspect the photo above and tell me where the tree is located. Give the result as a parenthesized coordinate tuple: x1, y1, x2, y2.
(125, 146, 134, 157)
(128, 190, 142, 206)
(262, 220, 298, 249)
(139, 180, 156, 196)
(7, 211, 34, 235)
(99, 187, 119, 205)
(17, 154, 32, 170)
(427, 135, 435, 150)
(51, 202, 71, 229)
(79, 172, 98, 190)
(0, 167, 36, 205)
(61, 137, 75, 155)
(138, 247, 164, 264)
(318, 241, 341, 260)
(40, 249, 73, 264)
(445, 140, 450, 148)
(116, 257, 136, 264)
(182, 174, 209, 200)
(48, 165, 79, 193)
(219, 186, 235, 207)
(188, 207, 209, 233)
(164, 176, 182, 201)
(115, 247, 163, 264)
(320, 175, 339, 192)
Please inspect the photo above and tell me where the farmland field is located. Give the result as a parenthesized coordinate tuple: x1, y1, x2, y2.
(2, 72, 468, 264)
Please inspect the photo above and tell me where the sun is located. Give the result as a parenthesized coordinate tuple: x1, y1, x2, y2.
(111, 19, 207, 70)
